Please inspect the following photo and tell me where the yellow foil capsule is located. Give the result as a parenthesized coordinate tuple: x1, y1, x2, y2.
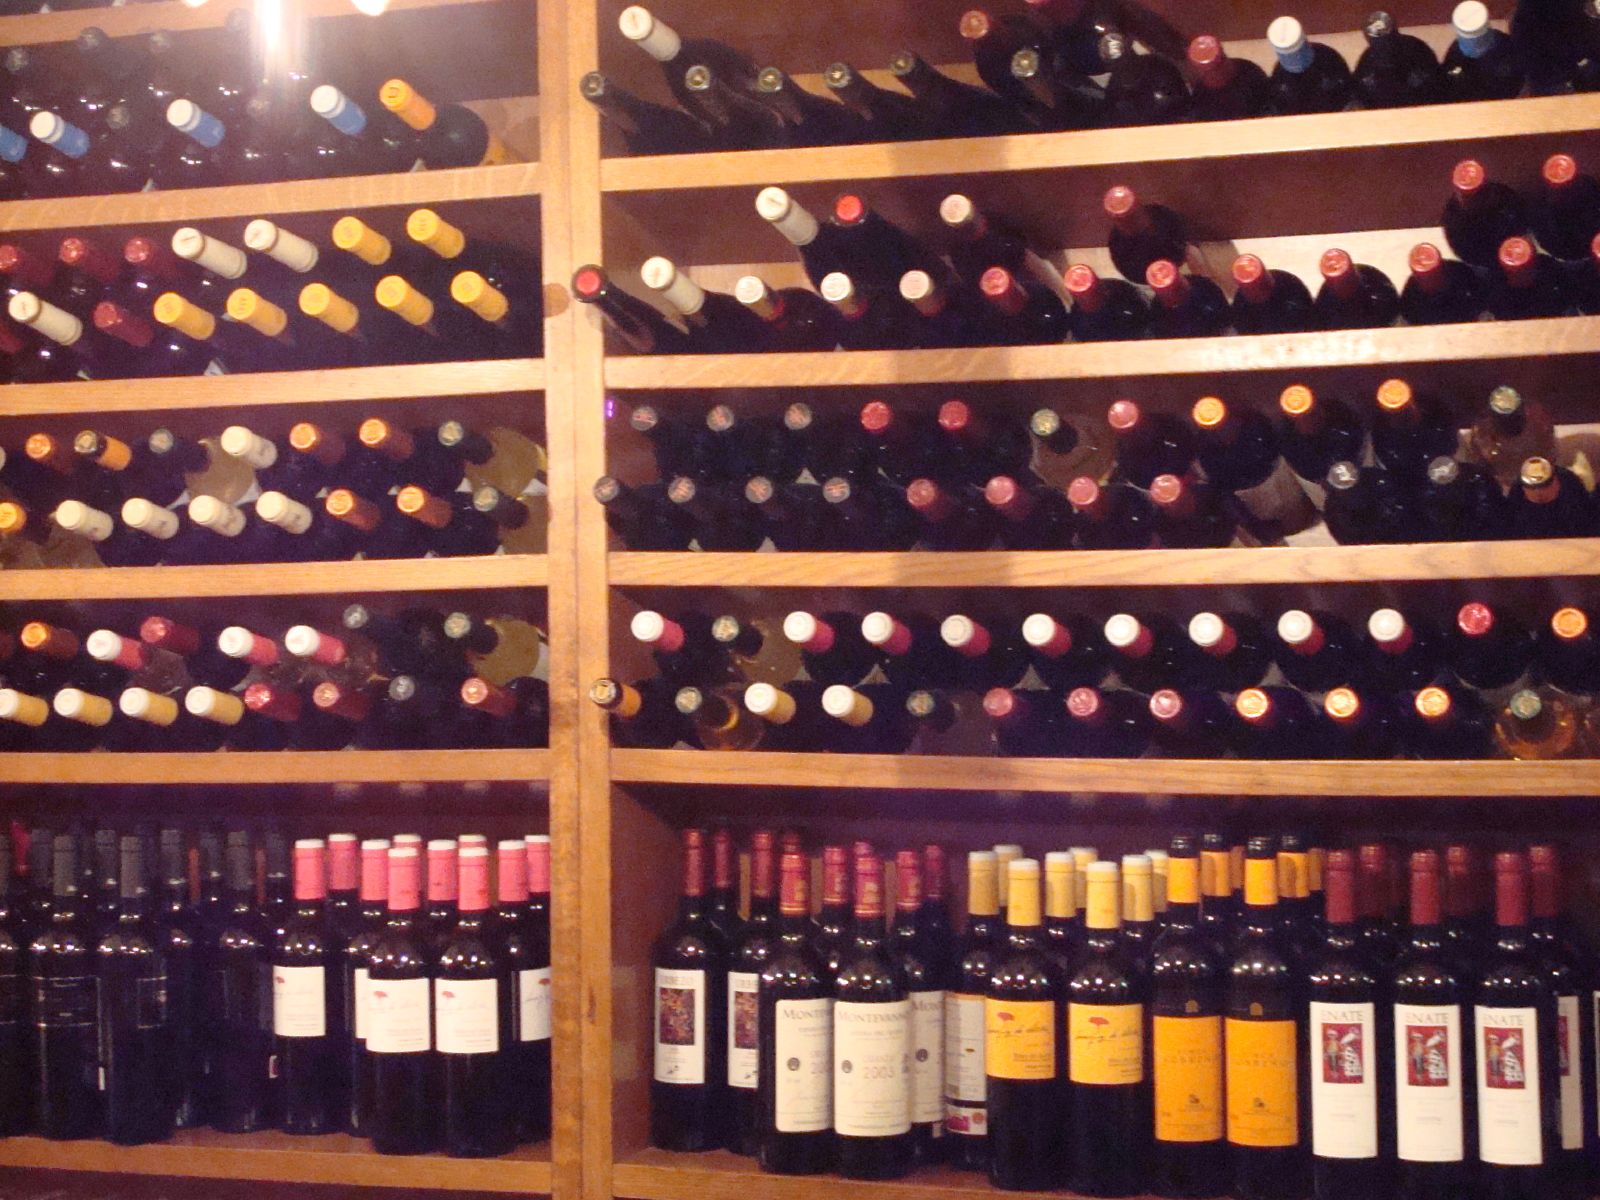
(380, 79, 438, 131)
(300, 284, 360, 334)
(332, 216, 395, 267)
(451, 271, 508, 323)
(407, 208, 467, 259)
(227, 289, 289, 337)
(375, 276, 434, 327)
(153, 292, 216, 341)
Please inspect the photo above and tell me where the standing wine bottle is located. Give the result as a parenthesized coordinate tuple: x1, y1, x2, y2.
(204, 832, 275, 1133)
(0, 831, 27, 1137)
(1526, 845, 1587, 1195)
(756, 849, 833, 1174)
(273, 838, 341, 1136)
(1474, 851, 1561, 1198)
(344, 838, 389, 1135)
(1392, 849, 1474, 1200)
(1066, 860, 1150, 1196)
(726, 831, 777, 1155)
(30, 835, 101, 1140)
(653, 829, 729, 1151)
(153, 829, 199, 1130)
(1226, 837, 1310, 1200)
(1150, 835, 1227, 1198)
(986, 857, 1065, 1190)
(367, 844, 439, 1155)
(501, 837, 552, 1144)
(1307, 850, 1390, 1199)
(889, 846, 946, 1164)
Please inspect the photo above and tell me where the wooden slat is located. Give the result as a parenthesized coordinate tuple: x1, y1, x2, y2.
(0, 164, 541, 234)
(0, 1132, 551, 1192)
(1, 359, 543, 417)
(0, 748, 547, 785)
(608, 540, 1600, 589)
(0, 0, 503, 45)
(0, 554, 545, 601)
(610, 750, 1600, 797)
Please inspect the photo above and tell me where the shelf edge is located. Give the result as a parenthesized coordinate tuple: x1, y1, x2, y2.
(0, 748, 549, 785)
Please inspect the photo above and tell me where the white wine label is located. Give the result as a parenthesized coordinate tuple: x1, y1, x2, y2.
(1310, 1000, 1378, 1159)
(774, 996, 833, 1133)
(367, 976, 431, 1053)
(518, 967, 552, 1042)
(435, 976, 500, 1055)
(1476, 1005, 1544, 1166)
(1394, 1002, 1465, 1163)
(654, 967, 706, 1085)
(353, 967, 370, 1041)
(35, 976, 98, 1028)
(272, 965, 327, 1038)
(834, 998, 912, 1137)
(728, 971, 760, 1089)
(1559, 994, 1583, 1150)
(910, 989, 946, 1126)
(945, 991, 986, 1102)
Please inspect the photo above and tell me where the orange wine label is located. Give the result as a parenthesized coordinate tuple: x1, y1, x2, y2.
(1154, 1015, 1224, 1142)
(1069, 1002, 1144, 1085)
(985, 998, 1055, 1081)
(1226, 1018, 1299, 1147)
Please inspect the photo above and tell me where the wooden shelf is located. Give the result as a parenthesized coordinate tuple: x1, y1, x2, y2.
(609, 539, 1600, 589)
(0, 0, 510, 45)
(609, 750, 1596, 797)
(0, 1130, 551, 1191)
(2, 358, 542, 418)
(601, 318, 1600, 392)
(0, 554, 545, 601)
(0, 748, 547, 784)
(0, 164, 540, 234)
(615, 1149, 1107, 1200)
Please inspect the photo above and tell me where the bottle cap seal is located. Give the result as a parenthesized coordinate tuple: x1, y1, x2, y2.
(227, 288, 288, 337)
(407, 209, 467, 259)
(375, 275, 434, 326)
(152, 292, 215, 340)
(332, 216, 394, 266)
(379, 78, 438, 131)
(451, 271, 508, 322)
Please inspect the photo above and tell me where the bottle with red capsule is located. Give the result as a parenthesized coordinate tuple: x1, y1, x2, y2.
(1509, 456, 1596, 538)
(1063, 263, 1148, 342)
(731, 276, 840, 352)
(1187, 34, 1271, 120)
(1321, 686, 1398, 758)
(1229, 253, 1316, 335)
(1066, 475, 1155, 549)
(1365, 608, 1446, 690)
(829, 193, 943, 290)
(941, 613, 1030, 690)
(822, 475, 921, 552)
(139, 617, 249, 691)
(897, 270, 989, 348)
(1020, 613, 1110, 690)
(1147, 688, 1232, 756)
(1443, 0, 1526, 101)
(983, 473, 1076, 549)
(1449, 601, 1534, 692)
(1353, 11, 1446, 107)
(821, 271, 925, 350)
(904, 478, 997, 550)
(978, 266, 1069, 343)
(1315, 249, 1400, 329)
(241, 681, 349, 750)
(1144, 260, 1230, 338)
(1103, 186, 1188, 283)
(1099, 31, 1191, 125)
(1063, 685, 1150, 757)
(1576, 234, 1600, 315)
(1442, 160, 1531, 269)
(859, 400, 940, 486)
(1186, 612, 1272, 691)
(1398, 242, 1487, 325)
(937, 400, 1034, 485)
(1102, 613, 1187, 693)
(1275, 609, 1363, 691)
(1148, 472, 1235, 548)
(782, 610, 879, 686)
(1406, 685, 1491, 757)
(1370, 379, 1459, 479)
(1531, 154, 1600, 262)
(1486, 236, 1575, 320)
(1107, 399, 1194, 487)
(1233, 687, 1326, 758)
(572, 265, 695, 355)
(53, 236, 127, 312)
(860, 611, 962, 689)
(983, 686, 1061, 757)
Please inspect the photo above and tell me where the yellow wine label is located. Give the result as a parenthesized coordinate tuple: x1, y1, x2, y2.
(1069, 1003, 1143, 1085)
(986, 998, 1056, 1081)
(1226, 1018, 1299, 1148)
(1154, 1015, 1224, 1142)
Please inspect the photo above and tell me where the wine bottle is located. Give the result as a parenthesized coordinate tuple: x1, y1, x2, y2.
(1186, 612, 1272, 692)
(1188, 34, 1272, 119)
(941, 613, 1030, 691)
(1510, 456, 1595, 538)
(1065, 263, 1150, 342)
(1364, 607, 1445, 690)
(1190, 396, 1314, 530)
(1444, 0, 1526, 101)
(1531, 154, 1600, 264)
(1103, 612, 1187, 693)
(983, 473, 1076, 550)
(942, 851, 1000, 1169)
(753, 189, 858, 293)
(30, 834, 102, 1139)
(1442, 160, 1532, 270)
(888, 848, 945, 1163)
(572, 265, 694, 354)
(1399, 242, 1486, 325)
(889, 50, 1026, 137)
(822, 61, 934, 142)
(1488, 236, 1575, 320)
(617, 6, 759, 125)
(153, 829, 200, 1129)
(1147, 687, 1232, 756)
(366, 844, 439, 1154)
(1493, 687, 1586, 759)
(959, 8, 1045, 110)
(1018, 616, 1104, 694)
(1408, 685, 1492, 758)
(203, 832, 275, 1132)
(1353, 12, 1445, 108)
(1315, 249, 1399, 329)
(343, 838, 389, 1134)
(978, 266, 1070, 343)
(1108, 399, 1195, 487)
(1145, 260, 1231, 338)
(861, 611, 961, 690)
(1538, 607, 1600, 694)
(1526, 845, 1588, 1190)
(734, 276, 839, 351)
(821, 474, 918, 551)
(379, 79, 512, 169)
(1370, 378, 1458, 479)
(580, 71, 714, 156)
(782, 610, 879, 685)
(1007, 46, 1106, 132)
(1100, 31, 1191, 125)
(273, 839, 340, 1135)
(1230, 253, 1316, 335)
(642, 256, 768, 353)
(1468, 386, 1557, 490)
(1276, 385, 1366, 490)
(1106, 186, 1190, 284)
(1150, 834, 1228, 1198)
(938, 193, 1059, 291)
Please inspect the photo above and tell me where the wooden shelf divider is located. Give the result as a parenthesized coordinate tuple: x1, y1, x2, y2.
(614, 1150, 1057, 1200)
(0, 748, 548, 785)
(0, 0, 510, 45)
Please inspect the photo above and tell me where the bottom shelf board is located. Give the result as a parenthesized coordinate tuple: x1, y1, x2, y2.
(0, 1130, 552, 1192)
(609, 750, 1594, 797)
(0, 748, 548, 785)
(615, 1149, 1065, 1200)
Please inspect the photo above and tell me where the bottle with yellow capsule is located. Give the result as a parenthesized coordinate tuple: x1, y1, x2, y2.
(91, 299, 222, 376)
(73, 429, 186, 507)
(323, 488, 427, 559)
(372, 273, 485, 355)
(406, 208, 541, 350)
(331, 215, 430, 281)
(442, 611, 548, 684)
(150, 292, 262, 374)
(296, 282, 420, 367)
(226, 287, 343, 369)
(22, 431, 123, 510)
(287, 422, 393, 502)
(358, 418, 465, 495)
(378, 78, 516, 170)
(393, 484, 499, 556)
(435, 419, 546, 497)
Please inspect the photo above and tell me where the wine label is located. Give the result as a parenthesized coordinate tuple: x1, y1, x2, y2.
(353, 967, 370, 1041)
(1310, 1000, 1378, 1159)
(1070, 1002, 1144, 1085)
(1153, 1014, 1223, 1143)
(517, 967, 552, 1043)
(34, 976, 98, 1028)
(1228, 457, 1316, 528)
(435, 976, 500, 1055)
(1559, 994, 1582, 1150)
(367, 976, 431, 1054)
(1225, 1017, 1298, 1148)
(986, 997, 1056, 1081)
(944, 991, 987, 1136)
(1395, 1002, 1465, 1163)
(833, 998, 911, 1137)
(272, 965, 327, 1038)
(653, 967, 705, 1085)
(1475, 1005, 1544, 1166)
(728, 971, 759, 1090)
(774, 996, 833, 1133)
(910, 989, 945, 1125)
